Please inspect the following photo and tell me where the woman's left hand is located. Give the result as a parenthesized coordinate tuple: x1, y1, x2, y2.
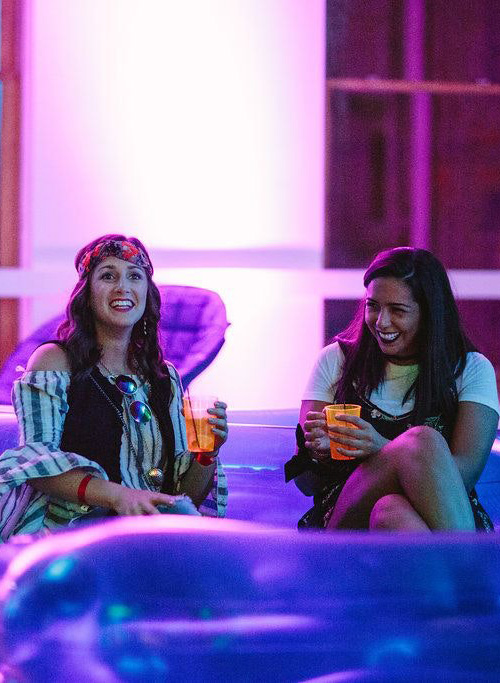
(208, 400, 228, 452)
(328, 414, 389, 459)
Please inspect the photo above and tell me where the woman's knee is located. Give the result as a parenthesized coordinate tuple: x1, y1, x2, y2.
(405, 425, 448, 450)
(394, 425, 450, 470)
(369, 494, 429, 531)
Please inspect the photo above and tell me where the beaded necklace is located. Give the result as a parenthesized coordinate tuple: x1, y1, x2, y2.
(91, 364, 165, 488)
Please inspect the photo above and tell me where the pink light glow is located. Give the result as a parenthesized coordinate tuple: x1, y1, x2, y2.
(20, 1, 326, 410)
(26, 0, 325, 253)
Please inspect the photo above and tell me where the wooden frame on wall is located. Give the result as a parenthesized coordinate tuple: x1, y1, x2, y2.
(0, 0, 22, 368)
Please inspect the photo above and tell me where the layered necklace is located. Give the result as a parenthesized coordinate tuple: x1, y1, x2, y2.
(90, 360, 166, 488)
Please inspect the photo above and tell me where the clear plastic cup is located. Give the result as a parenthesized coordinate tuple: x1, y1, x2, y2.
(183, 395, 217, 452)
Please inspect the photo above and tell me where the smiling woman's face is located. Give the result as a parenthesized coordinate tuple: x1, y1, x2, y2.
(364, 276, 421, 362)
(89, 256, 148, 335)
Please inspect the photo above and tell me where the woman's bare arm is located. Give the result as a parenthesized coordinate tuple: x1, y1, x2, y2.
(177, 459, 216, 507)
(450, 401, 498, 492)
(30, 469, 180, 515)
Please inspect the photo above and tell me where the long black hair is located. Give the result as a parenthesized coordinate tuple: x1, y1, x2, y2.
(57, 233, 169, 383)
(334, 247, 476, 425)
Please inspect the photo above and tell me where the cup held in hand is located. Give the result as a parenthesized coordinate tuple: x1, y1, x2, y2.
(324, 404, 361, 460)
(183, 395, 217, 452)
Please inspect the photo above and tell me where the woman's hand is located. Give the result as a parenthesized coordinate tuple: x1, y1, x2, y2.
(304, 410, 388, 461)
(328, 414, 388, 459)
(111, 487, 190, 516)
(208, 400, 228, 452)
(303, 411, 332, 461)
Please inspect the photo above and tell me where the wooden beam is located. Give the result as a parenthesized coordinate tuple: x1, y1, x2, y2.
(0, 0, 22, 370)
(327, 77, 500, 96)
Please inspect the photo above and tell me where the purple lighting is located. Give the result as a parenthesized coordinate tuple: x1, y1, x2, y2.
(116, 614, 319, 636)
(0, 516, 274, 603)
(2, 519, 500, 679)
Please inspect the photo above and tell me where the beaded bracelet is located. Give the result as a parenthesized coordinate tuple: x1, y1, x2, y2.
(77, 474, 94, 504)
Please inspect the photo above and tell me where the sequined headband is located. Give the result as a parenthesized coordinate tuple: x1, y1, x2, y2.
(77, 239, 153, 278)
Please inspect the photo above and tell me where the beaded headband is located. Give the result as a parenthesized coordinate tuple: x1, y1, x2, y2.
(77, 239, 153, 278)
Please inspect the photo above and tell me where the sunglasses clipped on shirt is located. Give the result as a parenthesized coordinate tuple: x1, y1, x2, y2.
(112, 374, 152, 424)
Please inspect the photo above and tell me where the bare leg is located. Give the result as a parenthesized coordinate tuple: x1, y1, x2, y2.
(327, 426, 475, 531)
(369, 494, 430, 531)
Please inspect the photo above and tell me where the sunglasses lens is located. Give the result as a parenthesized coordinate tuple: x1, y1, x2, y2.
(115, 375, 138, 395)
(130, 400, 152, 424)
(112, 375, 151, 423)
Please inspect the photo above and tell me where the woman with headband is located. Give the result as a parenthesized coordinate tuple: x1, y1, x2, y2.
(0, 235, 228, 539)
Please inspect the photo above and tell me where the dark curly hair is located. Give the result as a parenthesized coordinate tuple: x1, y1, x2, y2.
(334, 247, 476, 426)
(57, 234, 169, 383)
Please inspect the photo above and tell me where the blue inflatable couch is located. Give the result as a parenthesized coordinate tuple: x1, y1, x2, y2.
(1, 406, 500, 681)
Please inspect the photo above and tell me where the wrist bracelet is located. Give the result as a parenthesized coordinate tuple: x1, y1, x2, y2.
(195, 453, 216, 467)
(77, 474, 94, 504)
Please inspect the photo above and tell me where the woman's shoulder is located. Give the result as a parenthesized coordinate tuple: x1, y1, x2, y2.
(163, 361, 180, 380)
(303, 341, 345, 401)
(456, 351, 499, 414)
(26, 342, 70, 372)
(462, 351, 496, 376)
(316, 341, 346, 364)
(160, 361, 182, 393)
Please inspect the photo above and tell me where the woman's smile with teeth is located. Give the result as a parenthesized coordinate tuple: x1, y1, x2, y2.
(90, 257, 148, 332)
(378, 331, 400, 342)
(110, 299, 134, 310)
(364, 277, 421, 361)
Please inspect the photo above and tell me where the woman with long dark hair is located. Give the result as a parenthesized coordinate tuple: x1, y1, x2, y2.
(0, 235, 228, 539)
(287, 247, 499, 531)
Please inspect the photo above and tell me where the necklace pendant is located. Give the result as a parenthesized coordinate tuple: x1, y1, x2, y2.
(147, 467, 164, 487)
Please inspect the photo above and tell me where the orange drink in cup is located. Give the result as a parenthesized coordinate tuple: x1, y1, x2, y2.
(324, 404, 361, 460)
(183, 395, 217, 452)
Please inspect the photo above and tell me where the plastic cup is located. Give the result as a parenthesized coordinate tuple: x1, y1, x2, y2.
(183, 395, 217, 452)
(324, 404, 361, 460)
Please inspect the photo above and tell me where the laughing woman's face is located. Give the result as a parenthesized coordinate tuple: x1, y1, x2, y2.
(364, 276, 421, 363)
(89, 256, 148, 336)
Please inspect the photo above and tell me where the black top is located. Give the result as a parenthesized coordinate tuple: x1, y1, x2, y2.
(59, 365, 176, 494)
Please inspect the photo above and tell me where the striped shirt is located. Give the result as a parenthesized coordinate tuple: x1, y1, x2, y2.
(0, 365, 227, 541)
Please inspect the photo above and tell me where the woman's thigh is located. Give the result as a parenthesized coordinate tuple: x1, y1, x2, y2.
(327, 450, 402, 529)
(328, 426, 473, 530)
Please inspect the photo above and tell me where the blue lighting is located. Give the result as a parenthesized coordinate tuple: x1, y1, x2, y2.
(367, 637, 418, 666)
(43, 556, 76, 582)
(107, 603, 134, 623)
(118, 656, 169, 675)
